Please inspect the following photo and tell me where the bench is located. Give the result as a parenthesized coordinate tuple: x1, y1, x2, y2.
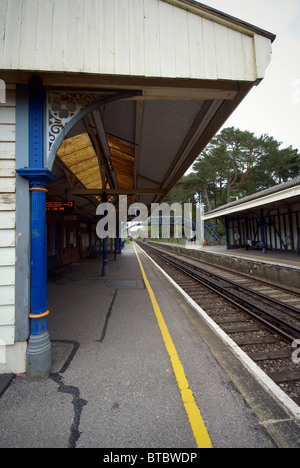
(246, 241, 264, 250)
(47, 256, 72, 282)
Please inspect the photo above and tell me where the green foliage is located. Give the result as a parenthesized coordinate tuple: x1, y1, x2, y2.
(164, 127, 300, 212)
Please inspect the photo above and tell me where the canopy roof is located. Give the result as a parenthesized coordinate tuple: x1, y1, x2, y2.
(204, 178, 300, 221)
(1, 0, 276, 218)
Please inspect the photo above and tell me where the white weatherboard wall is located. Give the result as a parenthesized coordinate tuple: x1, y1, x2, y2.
(0, 0, 272, 81)
(0, 86, 26, 373)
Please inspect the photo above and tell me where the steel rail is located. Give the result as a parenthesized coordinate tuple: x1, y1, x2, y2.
(177, 254, 300, 319)
(157, 244, 300, 299)
(147, 245, 300, 318)
(140, 243, 300, 342)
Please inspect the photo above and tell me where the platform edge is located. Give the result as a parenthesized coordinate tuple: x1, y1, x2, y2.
(138, 244, 300, 422)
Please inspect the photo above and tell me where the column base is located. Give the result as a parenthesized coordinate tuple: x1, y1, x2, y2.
(102, 264, 109, 277)
(26, 332, 51, 377)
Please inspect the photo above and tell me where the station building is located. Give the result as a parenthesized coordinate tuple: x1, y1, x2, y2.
(0, 0, 275, 376)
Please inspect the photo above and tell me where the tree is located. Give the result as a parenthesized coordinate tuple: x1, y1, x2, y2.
(192, 127, 300, 206)
(163, 173, 197, 204)
(164, 127, 300, 213)
(261, 145, 300, 184)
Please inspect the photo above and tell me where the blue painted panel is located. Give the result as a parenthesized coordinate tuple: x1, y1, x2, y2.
(28, 75, 44, 168)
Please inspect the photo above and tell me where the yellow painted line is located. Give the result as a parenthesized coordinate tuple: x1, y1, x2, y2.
(133, 243, 213, 449)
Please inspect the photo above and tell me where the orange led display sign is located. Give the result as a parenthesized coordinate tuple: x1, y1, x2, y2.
(46, 201, 75, 211)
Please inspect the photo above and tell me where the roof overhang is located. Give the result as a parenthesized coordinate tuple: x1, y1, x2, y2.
(45, 80, 257, 215)
(1, 0, 276, 219)
(204, 180, 300, 221)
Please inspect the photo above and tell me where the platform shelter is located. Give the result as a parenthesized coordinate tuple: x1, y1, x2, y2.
(0, 0, 275, 375)
(204, 178, 300, 253)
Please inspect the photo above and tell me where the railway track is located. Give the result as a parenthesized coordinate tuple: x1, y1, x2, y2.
(137, 241, 300, 406)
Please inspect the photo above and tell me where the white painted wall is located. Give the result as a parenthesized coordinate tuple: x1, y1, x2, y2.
(0, 0, 272, 81)
(0, 86, 25, 373)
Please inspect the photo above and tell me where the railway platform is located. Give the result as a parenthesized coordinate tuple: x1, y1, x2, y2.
(0, 243, 300, 448)
(149, 242, 300, 292)
(201, 244, 300, 268)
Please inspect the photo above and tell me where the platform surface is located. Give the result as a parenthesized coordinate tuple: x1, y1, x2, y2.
(156, 242, 300, 269)
(0, 243, 299, 448)
(202, 245, 300, 269)
(169, 242, 300, 269)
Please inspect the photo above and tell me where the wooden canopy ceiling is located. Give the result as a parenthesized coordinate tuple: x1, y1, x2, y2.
(56, 132, 135, 192)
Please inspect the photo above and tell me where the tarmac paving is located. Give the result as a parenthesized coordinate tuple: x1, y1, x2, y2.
(0, 243, 299, 449)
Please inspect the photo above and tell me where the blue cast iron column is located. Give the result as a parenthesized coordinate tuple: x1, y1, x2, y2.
(17, 75, 57, 377)
(114, 212, 120, 260)
(225, 216, 230, 250)
(102, 191, 109, 277)
(260, 209, 267, 254)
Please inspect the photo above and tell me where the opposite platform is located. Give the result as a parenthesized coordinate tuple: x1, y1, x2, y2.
(148, 242, 300, 292)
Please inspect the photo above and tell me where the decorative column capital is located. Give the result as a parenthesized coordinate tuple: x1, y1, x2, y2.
(16, 167, 57, 188)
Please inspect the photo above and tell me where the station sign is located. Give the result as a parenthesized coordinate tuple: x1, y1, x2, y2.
(46, 201, 75, 212)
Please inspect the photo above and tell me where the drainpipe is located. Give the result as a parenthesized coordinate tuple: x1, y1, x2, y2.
(17, 75, 57, 377)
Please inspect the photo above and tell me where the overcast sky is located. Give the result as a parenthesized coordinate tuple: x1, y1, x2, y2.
(197, 0, 300, 152)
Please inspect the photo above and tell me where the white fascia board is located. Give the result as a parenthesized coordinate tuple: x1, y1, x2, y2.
(204, 186, 300, 220)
